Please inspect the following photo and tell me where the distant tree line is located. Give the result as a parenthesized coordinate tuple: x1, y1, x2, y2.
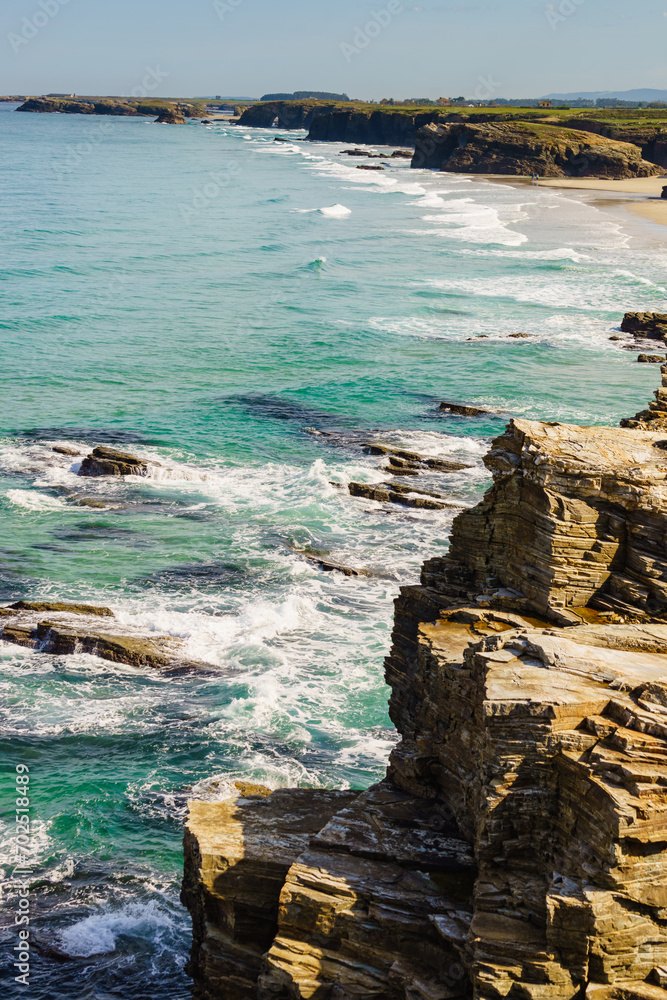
(260, 91, 350, 101)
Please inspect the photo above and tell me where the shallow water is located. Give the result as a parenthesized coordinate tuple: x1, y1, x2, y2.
(1, 104, 666, 998)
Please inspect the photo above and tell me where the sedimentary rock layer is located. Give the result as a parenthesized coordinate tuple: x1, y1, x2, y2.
(413, 121, 662, 178)
(183, 386, 667, 999)
(0, 601, 200, 668)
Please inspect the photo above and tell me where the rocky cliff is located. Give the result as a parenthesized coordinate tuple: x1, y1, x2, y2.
(560, 119, 667, 170)
(183, 376, 667, 1000)
(236, 101, 546, 146)
(412, 121, 662, 178)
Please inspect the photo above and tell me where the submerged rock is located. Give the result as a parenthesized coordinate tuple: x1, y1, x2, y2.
(440, 400, 495, 416)
(78, 445, 155, 477)
(182, 374, 667, 999)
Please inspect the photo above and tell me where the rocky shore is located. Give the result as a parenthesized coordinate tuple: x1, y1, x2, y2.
(15, 97, 206, 118)
(182, 372, 667, 999)
(236, 101, 667, 178)
(413, 122, 661, 178)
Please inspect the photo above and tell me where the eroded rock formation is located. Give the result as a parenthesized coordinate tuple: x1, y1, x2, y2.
(183, 380, 667, 999)
(0, 601, 201, 669)
(78, 445, 155, 477)
(412, 121, 662, 178)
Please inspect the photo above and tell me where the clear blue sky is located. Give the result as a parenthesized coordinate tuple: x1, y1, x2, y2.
(1, 0, 666, 100)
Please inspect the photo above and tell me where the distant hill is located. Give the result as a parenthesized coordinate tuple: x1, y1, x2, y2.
(260, 91, 350, 102)
(545, 89, 667, 102)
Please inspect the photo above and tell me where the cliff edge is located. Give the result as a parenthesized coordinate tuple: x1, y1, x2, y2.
(183, 372, 667, 1000)
(412, 121, 662, 178)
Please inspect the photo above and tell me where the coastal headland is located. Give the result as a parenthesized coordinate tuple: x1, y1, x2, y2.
(14, 96, 667, 183)
(182, 363, 667, 999)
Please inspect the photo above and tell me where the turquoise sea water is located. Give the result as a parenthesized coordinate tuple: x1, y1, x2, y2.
(1, 103, 666, 998)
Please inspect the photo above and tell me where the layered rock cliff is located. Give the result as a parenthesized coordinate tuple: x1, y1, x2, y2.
(412, 122, 662, 178)
(183, 378, 667, 1000)
(235, 101, 667, 175)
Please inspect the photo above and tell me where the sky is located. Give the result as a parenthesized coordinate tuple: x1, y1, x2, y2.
(1, 0, 666, 100)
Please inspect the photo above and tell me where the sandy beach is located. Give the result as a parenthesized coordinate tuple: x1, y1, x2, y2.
(538, 175, 667, 226)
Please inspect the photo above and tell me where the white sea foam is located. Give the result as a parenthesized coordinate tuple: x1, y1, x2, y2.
(319, 204, 352, 217)
(58, 900, 177, 957)
(5, 489, 66, 511)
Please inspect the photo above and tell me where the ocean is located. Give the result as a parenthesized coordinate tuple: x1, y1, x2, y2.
(0, 103, 665, 998)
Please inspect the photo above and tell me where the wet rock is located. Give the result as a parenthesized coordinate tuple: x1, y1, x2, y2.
(363, 443, 470, 472)
(8, 600, 113, 617)
(78, 445, 154, 478)
(390, 149, 413, 158)
(356, 163, 384, 170)
(440, 401, 494, 416)
(638, 354, 666, 363)
(340, 148, 383, 157)
(621, 312, 667, 341)
(289, 546, 374, 577)
(348, 481, 453, 511)
(155, 109, 187, 124)
(0, 604, 199, 669)
(52, 445, 83, 457)
(507, 332, 532, 338)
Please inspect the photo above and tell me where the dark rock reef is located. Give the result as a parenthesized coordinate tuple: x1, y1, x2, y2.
(413, 121, 662, 178)
(15, 97, 206, 118)
(622, 312, 667, 342)
(183, 375, 667, 999)
(78, 445, 155, 477)
(155, 109, 187, 124)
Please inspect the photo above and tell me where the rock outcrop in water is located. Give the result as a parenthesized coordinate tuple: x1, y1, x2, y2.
(622, 313, 667, 343)
(155, 109, 187, 124)
(78, 445, 156, 477)
(183, 379, 667, 999)
(15, 97, 206, 118)
(412, 121, 662, 178)
(0, 601, 200, 669)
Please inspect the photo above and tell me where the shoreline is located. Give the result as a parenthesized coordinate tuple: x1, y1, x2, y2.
(486, 172, 667, 237)
(539, 174, 667, 229)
